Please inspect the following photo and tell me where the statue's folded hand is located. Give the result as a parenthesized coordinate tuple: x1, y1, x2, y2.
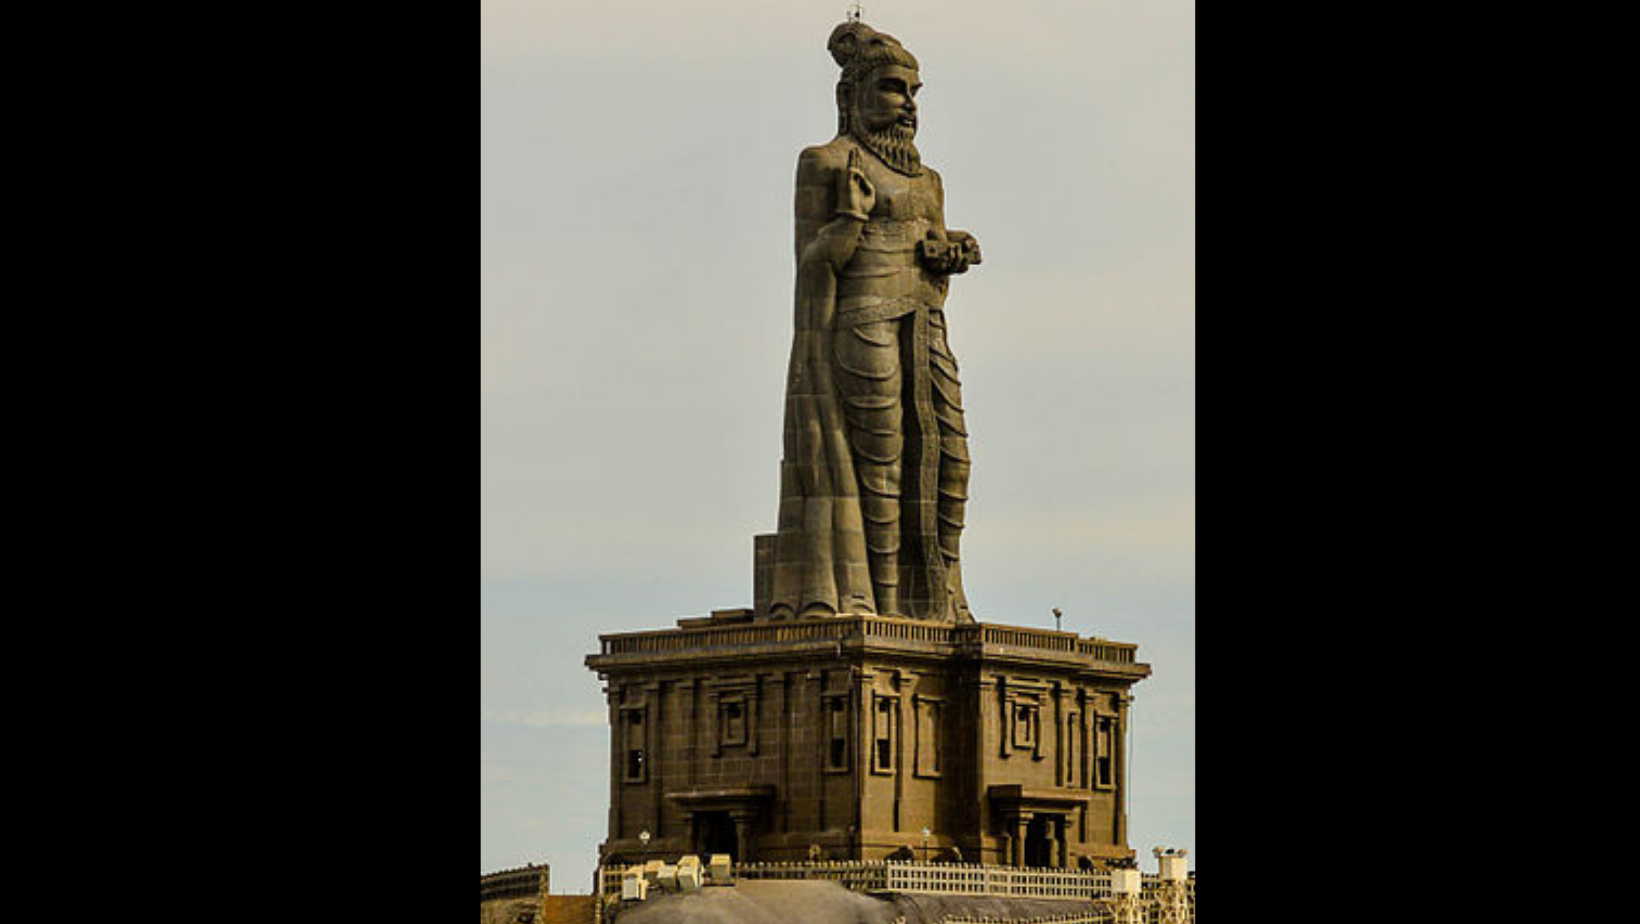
(947, 230, 981, 269)
(920, 231, 981, 275)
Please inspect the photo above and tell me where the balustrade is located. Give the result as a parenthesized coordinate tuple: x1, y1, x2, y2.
(598, 616, 1139, 664)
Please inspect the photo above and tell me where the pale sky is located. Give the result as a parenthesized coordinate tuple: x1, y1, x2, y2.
(482, 0, 1194, 891)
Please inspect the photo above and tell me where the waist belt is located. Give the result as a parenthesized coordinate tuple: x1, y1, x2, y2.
(836, 297, 921, 327)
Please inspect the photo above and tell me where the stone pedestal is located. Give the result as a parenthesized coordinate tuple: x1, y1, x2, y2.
(586, 610, 1149, 868)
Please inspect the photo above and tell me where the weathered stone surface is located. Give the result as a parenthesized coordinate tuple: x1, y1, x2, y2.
(611, 879, 1110, 924)
(769, 20, 982, 622)
(481, 864, 550, 924)
(884, 891, 1110, 924)
(612, 880, 901, 924)
(582, 17, 1152, 883)
(587, 615, 1149, 869)
(538, 895, 594, 924)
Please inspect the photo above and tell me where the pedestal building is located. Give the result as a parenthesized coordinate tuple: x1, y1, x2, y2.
(585, 602, 1149, 870)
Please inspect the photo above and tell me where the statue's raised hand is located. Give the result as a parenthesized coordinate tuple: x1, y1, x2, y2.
(835, 147, 876, 221)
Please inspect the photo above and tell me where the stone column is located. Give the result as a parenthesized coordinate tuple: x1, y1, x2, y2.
(1054, 684, 1068, 787)
(812, 670, 827, 833)
(646, 681, 662, 838)
(893, 670, 907, 833)
(776, 671, 790, 835)
(606, 684, 622, 841)
(1115, 693, 1130, 847)
(681, 678, 697, 787)
(855, 668, 872, 854)
(732, 810, 756, 862)
(1012, 812, 1030, 868)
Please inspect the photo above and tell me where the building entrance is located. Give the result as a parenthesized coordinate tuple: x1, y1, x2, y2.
(695, 811, 739, 860)
(1022, 814, 1071, 868)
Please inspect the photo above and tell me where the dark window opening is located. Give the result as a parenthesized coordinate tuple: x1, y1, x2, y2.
(873, 698, 895, 772)
(825, 693, 849, 771)
(1012, 701, 1038, 751)
(1094, 717, 1115, 789)
(721, 698, 748, 747)
(622, 707, 648, 781)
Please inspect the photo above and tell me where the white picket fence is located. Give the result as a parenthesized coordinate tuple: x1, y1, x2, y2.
(882, 861, 1107, 899)
(941, 913, 1113, 924)
(604, 859, 1194, 922)
(736, 859, 1193, 902)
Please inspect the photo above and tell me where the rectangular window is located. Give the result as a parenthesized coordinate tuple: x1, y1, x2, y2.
(1065, 710, 1078, 786)
(825, 695, 849, 772)
(1095, 716, 1115, 789)
(871, 696, 895, 774)
(1012, 701, 1039, 752)
(914, 696, 942, 778)
(622, 707, 648, 783)
(720, 698, 747, 748)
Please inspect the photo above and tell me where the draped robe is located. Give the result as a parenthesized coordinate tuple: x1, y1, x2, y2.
(769, 135, 973, 622)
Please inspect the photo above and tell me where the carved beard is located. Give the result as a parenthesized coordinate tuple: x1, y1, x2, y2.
(853, 120, 922, 177)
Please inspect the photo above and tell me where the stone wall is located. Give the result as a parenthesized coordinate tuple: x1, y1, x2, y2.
(588, 615, 1150, 869)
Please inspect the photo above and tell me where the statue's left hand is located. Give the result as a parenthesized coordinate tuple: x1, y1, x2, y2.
(947, 230, 981, 268)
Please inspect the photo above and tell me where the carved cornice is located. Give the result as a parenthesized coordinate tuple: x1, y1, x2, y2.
(586, 616, 1149, 683)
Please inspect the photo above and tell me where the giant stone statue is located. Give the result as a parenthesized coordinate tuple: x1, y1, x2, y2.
(770, 21, 982, 622)
(588, 19, 1158, 878)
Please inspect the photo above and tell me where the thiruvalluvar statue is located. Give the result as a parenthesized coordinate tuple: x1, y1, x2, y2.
(770, 21, 982, 622)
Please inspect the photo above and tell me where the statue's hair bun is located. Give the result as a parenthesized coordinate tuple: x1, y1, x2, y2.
(828, 20, 914, 73)
(827, 21, 870, 68)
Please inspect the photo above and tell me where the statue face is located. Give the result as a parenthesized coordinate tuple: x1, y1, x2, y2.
(856, 65, 921, 137)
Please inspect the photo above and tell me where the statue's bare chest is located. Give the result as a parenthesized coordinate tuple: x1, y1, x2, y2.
(866, 165, 939, 223)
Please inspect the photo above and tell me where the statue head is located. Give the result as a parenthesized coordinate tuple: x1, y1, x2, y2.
(828, 21, 923, 175)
